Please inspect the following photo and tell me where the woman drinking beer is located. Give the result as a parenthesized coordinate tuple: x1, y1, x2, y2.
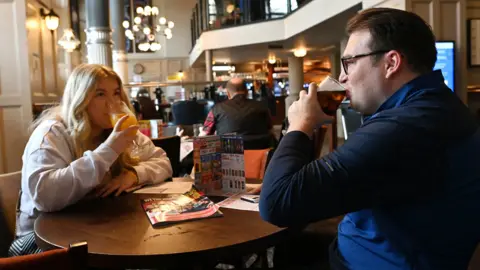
(9, 64, 172, 256)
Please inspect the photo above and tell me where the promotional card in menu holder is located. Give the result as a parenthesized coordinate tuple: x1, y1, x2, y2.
(220, 135, 246, 193)
(193, 136, 223, 193)
(193, 135, 246, 195)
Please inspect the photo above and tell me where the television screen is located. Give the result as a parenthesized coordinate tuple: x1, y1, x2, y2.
(434, 41, 455, 91)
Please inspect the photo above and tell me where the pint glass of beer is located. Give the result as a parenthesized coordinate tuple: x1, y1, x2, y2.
(312, 76, 346, 158)
(316, 76, 346, 116)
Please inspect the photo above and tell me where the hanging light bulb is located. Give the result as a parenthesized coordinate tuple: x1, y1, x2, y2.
(138, 42, 150, 52)
(150, 42, 161, 51)
(144, 5, 152, 16)
(151, 7, 159, 16)
(150, 43, 157, 51)
(156, 25, 161, 32)
(143, 27, 151, 35)
(132, 25, 139, 32)
(167, 21, 174, 28)
(134, 16, 141, 25)
(126, 30, 134, 40)
(148, 34, 155, 41)
(164, 28, 172, 35)
(166, 34, 172, 40)
(159, 17, 167, 25)
(122, 20, 130, 29)
(136, 6, 144, 14)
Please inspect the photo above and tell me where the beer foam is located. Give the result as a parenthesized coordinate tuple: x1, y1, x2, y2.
(317, 76, 345, 91)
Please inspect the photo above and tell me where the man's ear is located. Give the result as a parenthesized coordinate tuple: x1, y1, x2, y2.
(384, 50, 402, 79)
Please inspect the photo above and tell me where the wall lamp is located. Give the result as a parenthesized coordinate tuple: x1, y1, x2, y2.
(40, 8, 59, 31)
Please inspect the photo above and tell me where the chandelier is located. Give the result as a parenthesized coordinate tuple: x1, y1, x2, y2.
(58, 28, 80, 52)
(123, 5, 174, 52)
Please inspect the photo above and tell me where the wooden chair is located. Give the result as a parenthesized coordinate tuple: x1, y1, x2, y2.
(244, 149, 271, 181)
(0, 171, 21, 257)
(0, 242, 88, 270)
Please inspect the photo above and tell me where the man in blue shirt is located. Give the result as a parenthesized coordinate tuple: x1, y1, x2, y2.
(260, 8, 480, 270)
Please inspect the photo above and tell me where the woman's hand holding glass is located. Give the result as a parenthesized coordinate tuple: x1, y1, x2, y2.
(104, 114, 139, 154)
(107, 100, 140, 157)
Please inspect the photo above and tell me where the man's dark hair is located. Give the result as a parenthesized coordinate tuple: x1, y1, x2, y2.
(226, 77, 247, 93)
(346, 8, 437, 74)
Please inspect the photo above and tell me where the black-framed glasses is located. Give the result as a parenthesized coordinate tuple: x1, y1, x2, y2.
(341, 50, 390, 75)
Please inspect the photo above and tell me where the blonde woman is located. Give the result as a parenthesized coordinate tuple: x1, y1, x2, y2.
(9, 64, 172, 256)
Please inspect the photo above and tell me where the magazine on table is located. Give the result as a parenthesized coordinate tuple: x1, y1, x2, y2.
(141, 187, 223, 227)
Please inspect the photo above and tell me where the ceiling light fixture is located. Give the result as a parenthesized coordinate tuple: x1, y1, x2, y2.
(293, 48, 307, 57)
(123, 4, 174, 52)
(268, 55, 277, 64)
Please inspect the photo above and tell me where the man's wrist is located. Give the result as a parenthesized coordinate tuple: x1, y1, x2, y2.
(287, 122, 315, 138)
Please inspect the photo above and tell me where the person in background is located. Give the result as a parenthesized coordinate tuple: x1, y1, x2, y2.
(201, 77, 276, 149)
(260, 8, 480, 270)
(253, 83, 276, 117)
(10, 64, 172, 256)
(249, 0, 266, 21)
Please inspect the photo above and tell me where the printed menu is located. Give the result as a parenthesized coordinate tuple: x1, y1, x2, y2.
(193, 135, 246, 195)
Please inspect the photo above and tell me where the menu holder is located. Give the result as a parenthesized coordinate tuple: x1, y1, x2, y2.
(192, 135, 246, 195)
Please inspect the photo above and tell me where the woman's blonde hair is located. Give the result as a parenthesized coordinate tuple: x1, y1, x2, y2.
(32, 64, 138, 176)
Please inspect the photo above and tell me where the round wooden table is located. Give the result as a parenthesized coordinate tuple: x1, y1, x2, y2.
(34, 192, 294, 269)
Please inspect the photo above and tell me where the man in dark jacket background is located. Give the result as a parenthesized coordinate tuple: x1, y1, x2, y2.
(202, 77, 275, 149)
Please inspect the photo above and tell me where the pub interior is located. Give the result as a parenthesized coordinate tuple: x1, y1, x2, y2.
(1, 0, 480, 269)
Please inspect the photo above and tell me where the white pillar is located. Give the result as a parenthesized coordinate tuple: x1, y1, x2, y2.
(110, 0, 128, 82)
(286, 56, 304, 115)
(86, 27, 113, 66)
(85, 0, 112, 66)
(205, 50, 213, 82)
